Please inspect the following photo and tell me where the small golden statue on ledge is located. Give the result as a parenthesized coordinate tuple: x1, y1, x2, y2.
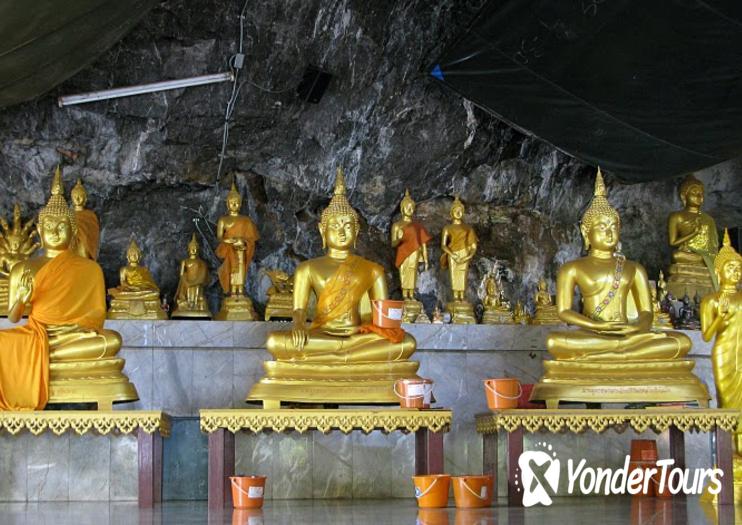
(530, 169, 708, 408)
(666, 174, 719, 299)
(481, 273, 514, 324)
(247, 167, 419, 407)
(512, 301, 529, 324)
(0, 204, 39, 315)
(70, 177, 100, 260)
(108, 238, 168, 320)
(172, 233, 211, 318)
(264, 269, 294, 321)
(441, 196, 478, 324)
(0, 167, 136, 409)
(214, 181, 259, 320)
(391, 189, 431, 323)
(651, 282, 673, 330)
(531, 277, 561, 325)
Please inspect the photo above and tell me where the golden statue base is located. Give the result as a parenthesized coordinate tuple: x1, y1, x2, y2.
(0, 278, 8, 316)
(481, 309, 514, 324)
(107, 298, 168, 320)
(247, 360, 420, 406)
(530, 359, 709, 409)
(667, 262, 715, 299)
(215, 294, 256, 321)
(531, 307, 562, 326)
(48, 358, 139, 410)
(402, 299, 430, 323)
(171, 306, 211, 319)
(446, 300, 476, 324)
(264, 294, 293, 321)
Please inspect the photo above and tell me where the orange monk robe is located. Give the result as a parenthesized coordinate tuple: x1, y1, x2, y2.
(394, 222, 432, 268)
(216, 217, 260, 293)
(75, 209, 100, 260)
(0, 250, 107, 410)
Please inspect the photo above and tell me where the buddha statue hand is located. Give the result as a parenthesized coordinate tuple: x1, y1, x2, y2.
(16, 268, 33, 304)
(292, 326, 308, 352)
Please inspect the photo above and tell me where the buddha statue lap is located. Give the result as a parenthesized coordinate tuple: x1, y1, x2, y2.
(107, 239, 168, 320)
(70, 178, 100, 260)
(247, 168, 419, 407)
(531, 277, 561, 325)
(0, 203, 39, 314)
(0, 168, 137, 410)
(441, 196, 478, 324)
(481, 273, 514, 324)
(530, 169, 709, 408)
(666, 174, 719, 299)
(171, 233, 211, 318)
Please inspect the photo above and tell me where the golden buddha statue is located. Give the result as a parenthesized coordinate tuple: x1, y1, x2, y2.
(107, 239, 168, 320)
(391, 189, 432, 323)
(530, 169, 709, 408)
(651, 283, 673, 330)
(513, 301, 529, 324)
(0, 168, 137, 410)
(214, 181, 259, 321)
(70, 177, 100, 260)
(481, 273, 514, 324)
(0, 203, 39, 314)
(264, 269, 294, 321)
(666, 174, 719, 299)
(531, 277, 561, 325)
(247, 167, 419, 407)
(441, 196, 478, 324)
(171, 233, 211, 318)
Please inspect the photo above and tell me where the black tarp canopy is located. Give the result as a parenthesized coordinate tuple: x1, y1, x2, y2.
(433, 0, 742, 182)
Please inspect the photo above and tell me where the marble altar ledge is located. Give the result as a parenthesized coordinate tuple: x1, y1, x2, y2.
(0, 410, 171, 436)
(199, 408, 452, 434)
(475, 408, 740, 435)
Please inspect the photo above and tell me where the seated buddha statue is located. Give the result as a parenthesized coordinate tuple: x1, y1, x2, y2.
(531, 277, 561, 325)
(666, 174, 719, 299)
(171, 233, 211, 318)
(107, 239, 168, 319)
(481, 273, 514, 324)
(0, 203, 40, 314)
(530, 169, 708, 409)
(247, 167, 419, 407)
(70, 177, 100, 260)
(441, 196, 478, 324)
(0, 168, 137, 410)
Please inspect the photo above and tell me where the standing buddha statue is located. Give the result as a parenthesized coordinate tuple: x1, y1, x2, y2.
(391, 189, 432, 322)
(440, 196, 478, 324)
(531, 277, 561, 325)
(171, 233, 211, 318)
(107, 238, 168, 319)
(214, 181, 259, 320)
(666, 174, 719, 299)
(247, 167, 418, 407)
(481, 273, 514, 324)
(0, 167, 137, 410)
(651, 283, 673, 330)
(0, 203, 39, 314)
(530, 169, 708, 408)
(70, 177, 100, 260)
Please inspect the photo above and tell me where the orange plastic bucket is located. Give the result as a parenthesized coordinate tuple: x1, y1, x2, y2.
(630, 440, 658, 462)
(395, 378, 434, 408)
(413, 474, 451, 508)
(372, 299, 405, 328)
(483, 378, 521, 410)
(451, 475, 494, 508)
(628, 462, 655, 497)
(416, 508, 450, 525)
(230, 476, 267, 509)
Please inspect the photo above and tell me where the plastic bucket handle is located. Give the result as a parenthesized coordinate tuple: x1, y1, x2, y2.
(462, 479, 488, 500)
(484, 380, 522, 400)
(373, 301, 403, 320)
(414, 477, 438, 499)
(231, 478, 263, 498)
(394, 381, 434, 400)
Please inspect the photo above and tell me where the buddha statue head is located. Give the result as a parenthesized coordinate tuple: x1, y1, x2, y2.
(70, 178, 88, 210)
(187, 233, 200, 257)
(37, 165, 77, 252)
(450, 195, 465, 221)
(580, 168, 621, 252)
(714, 229, 742, 287)
(400, 189, 416, 217)
(226, 180, 243, 214)
(126, 238, 143, 266)
(318, 167, 359, 251)
(678, 174, 704, 209)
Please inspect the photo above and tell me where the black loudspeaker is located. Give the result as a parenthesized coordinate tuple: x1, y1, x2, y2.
(729, 227, 741, 253)
(297, 65, 332, 103)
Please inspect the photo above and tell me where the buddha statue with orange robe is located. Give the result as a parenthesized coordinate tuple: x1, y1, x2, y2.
(0, 168, 137, 410)
(247, 168, 418, 407)
(441, 196, 478, 324)
(70, 177, 100, 260)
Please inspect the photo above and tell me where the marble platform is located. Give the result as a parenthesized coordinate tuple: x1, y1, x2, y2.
(0, 320, 719, 500)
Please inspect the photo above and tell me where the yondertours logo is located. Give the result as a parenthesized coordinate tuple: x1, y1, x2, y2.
(517, 442, 723, 507)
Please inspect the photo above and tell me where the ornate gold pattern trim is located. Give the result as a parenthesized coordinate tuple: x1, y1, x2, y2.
(200, 409, 452, 434)
(476, 409, 739, 434)
(0, 411, 170, 437)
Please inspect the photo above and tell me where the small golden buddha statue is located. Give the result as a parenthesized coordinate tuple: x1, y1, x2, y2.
(214, 181, 259, 321)
(264, 269, 294, 321)
(171, 233, 211, 318)
(530, 169, 708, 408)
(0, 203, 39, 314)
(666, 174, 719, 299)
(481, 273, 514, 324)
(0, 168, 136, 410)
(70, 177, 100, 260)
(531, 277, 561, 325)
(441, 195, 478, 324)
(107, 238, 168, 320)
(391, 189, 432, 323)
(513, 301, 529, 324)
(651, 283, 673, 330)
(701, 229, 742, 488)
(247, 167, 419, 407)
